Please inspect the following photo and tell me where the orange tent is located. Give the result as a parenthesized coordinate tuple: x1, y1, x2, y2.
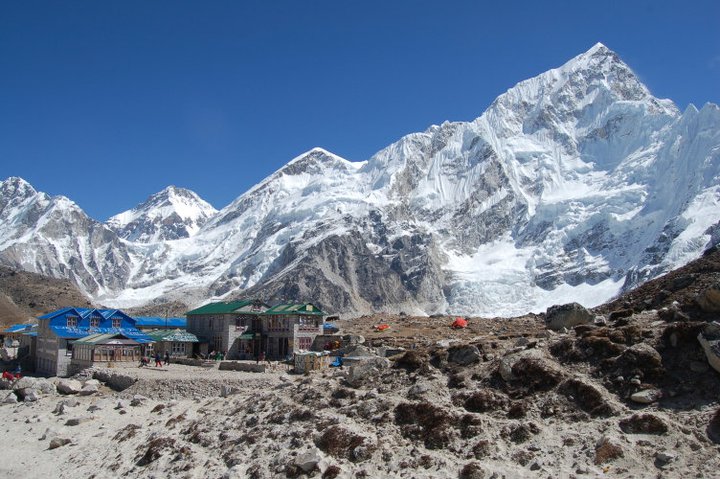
(375, 324, 390, 331)
(451, 318, 468, 329)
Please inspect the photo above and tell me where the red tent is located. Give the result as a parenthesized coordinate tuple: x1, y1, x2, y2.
(375, 324, 390, 331)
(451, 318, 468, 329)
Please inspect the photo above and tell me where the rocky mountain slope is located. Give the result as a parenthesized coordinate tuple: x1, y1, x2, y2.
(0, 266, 91, 328)
(0, 43, 718, 317)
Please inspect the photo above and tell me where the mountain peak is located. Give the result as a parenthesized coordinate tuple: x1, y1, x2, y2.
(1, 176, 37, 200)
(106, 186, 217, 242)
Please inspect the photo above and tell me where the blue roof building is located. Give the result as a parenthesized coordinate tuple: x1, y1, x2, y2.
(35, 307, 152, 377)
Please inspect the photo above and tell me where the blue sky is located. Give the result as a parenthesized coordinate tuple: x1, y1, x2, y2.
(1, 1, 718, 220)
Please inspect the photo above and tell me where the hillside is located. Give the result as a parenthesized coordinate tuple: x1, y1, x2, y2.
(0, 267, 92, 327)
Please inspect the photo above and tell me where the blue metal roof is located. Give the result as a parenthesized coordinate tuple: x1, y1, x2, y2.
(49, 325, 153, 343)
(38, 307, 130, 320)
(134, 317, 187, 328)
(3, 324, 38, 334)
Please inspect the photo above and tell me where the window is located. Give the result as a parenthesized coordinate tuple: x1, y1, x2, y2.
(171, 342, 186, 355)
(66, 316, 78, 328)
(213, 335, 223, 353)
(90, 317, 100, 328)
(112, 318, 121, 328)
(298, 337, 312, 350)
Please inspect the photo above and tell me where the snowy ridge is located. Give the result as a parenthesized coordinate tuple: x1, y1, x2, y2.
(106, 186, 217, 242)
(0, 43, 719, 317)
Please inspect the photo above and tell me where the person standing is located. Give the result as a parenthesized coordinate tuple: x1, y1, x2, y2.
(164, 351, 170, 366)
(154, 352, 162, 367)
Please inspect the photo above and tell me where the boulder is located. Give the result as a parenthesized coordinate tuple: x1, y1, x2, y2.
(21, 388, 40, 402)
(2, 392, 18, 404)
(346, 357, 390, 388)
(697, 280, 720, 312)
(698, 322, 720, 374)
(78, 383, 99, 396)
(13, 377, 37, 391)
(34, 378, 57, 395)
(630, 389, 662, 404)
(48, 438, 72, 450)
(498, 349, 545, 382)
(447, 344, 482, 365)
(56, 379, 82, 395)
(0, 378, 11, 390)
(545, 303, 594, 331)
(294, 449, 322, 473)
(65, 417, 93, 426)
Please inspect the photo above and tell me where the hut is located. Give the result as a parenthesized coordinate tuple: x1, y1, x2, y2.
(71, 332, 151, 371)
(145, 329, 199, 359)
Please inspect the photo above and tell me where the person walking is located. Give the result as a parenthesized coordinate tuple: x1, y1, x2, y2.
(164, 351, 170, 366)
(154, 352, 162, 367)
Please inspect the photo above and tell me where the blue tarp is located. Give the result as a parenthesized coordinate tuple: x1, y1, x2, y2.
(134, 317, 187, 328)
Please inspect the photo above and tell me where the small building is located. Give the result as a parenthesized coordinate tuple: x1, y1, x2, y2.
(186, 299, 269, 359)
(145, 329, 199, 359)
(1, 324, 37, 364)
(262, 303, 325, 360)
(36, 307, 151, 377)
(71, 332, 152, 372)
(134, 317, 187, 330)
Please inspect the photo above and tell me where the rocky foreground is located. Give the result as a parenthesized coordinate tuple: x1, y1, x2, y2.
(2, 250, 720, 479)
(1, 312, 719, 478)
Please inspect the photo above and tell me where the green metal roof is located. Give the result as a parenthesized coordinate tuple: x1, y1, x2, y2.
(263, 303, 325, 316)
(146, 329, 199, 343)
(185, 299, 268, 315)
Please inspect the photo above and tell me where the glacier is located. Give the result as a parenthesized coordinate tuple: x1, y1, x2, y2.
(1, 43, 719, 317)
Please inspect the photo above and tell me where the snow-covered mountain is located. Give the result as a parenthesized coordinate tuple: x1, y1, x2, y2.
(106, 186, 217, 242)
(1, 43, 719, 317)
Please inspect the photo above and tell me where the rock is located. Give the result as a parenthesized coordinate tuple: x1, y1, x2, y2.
(346, 357, 390, 387)
(39, 427, 57, 440)
(48, 438, 71, 450)
(630, 389, 662, 404)
(655, 450, 676, 466)
(459, 461, 486, 479)
(220, 385, 239, 398)
(130, 394, 148, 407)
(294, 449, 322, 473)
(82, 379, 101, 388)
(698, 323, 720, 374)
(498, 349, 545, 382)
(33, 378, 57, 395)
(92, 371, 135, 391)
(115, 400, 128, 409)
(344, 345, 375, 357)
(21, 388, 40, 402)
(609, 309, 633, 322)
(619, 413, 668, 434)
(0, 378, 11, 390)
(594, 436, 624, 465)
(3, 392, 18, 404)
(697, 279, 720, 312)
(56, 379, 82, 395)
(65, 417, 93, 426)
(78, 384, 99, 396)
(545, 303, 594, 331)
(408, 383, 431, 398)
(12, 377, 37, 391)
(447, 344, 482, 365)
